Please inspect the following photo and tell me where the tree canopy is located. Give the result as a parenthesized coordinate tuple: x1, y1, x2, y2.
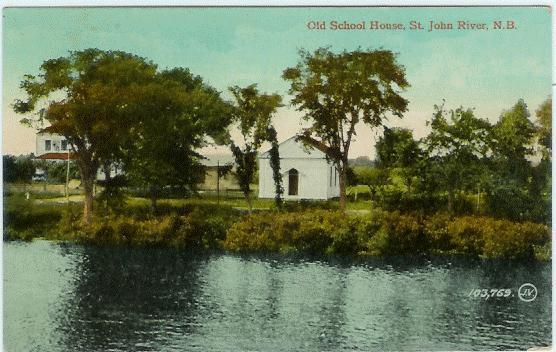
(125, 67, 232, 211)
(425, 104, 491, 213)
(15, 49, 159, 223)
(283, 47, 409, 209)
(3, 155, 35, 183)
(228, 84, 282, 212)
(14, 49, 232, 222)
(535, 97, 551, 158)
(375, 127, 422, 193)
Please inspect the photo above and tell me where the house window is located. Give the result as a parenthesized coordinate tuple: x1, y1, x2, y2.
(334, 169, 337, 186)
(330, 166, 333, 186)
(288, 168, 299, 196)
(61, 140, 68, 151)
(45, 140, 51, 151)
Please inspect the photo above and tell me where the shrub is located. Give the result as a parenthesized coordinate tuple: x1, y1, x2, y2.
(533, 242, 551, 261)
(224, 212, 280, 252)
(352, 213, 383, 254)
(293, 211, 341, 254)
(423, 213, 453, 253)
(327, 215, 361, 255)
(3, 194, 69, 240)
(441, 216, 550, 259)
(73, 206, 235, 249)
(446, 216, 487, 255)
(4, 193, 550, 261)
(225, 209, 424, 257)
(481, 220, 549, 259)
(224, 209, 551, 260)
(58, 206, 84, 238)
(224, 210, 355, 254)
(365, 211, 422, 256)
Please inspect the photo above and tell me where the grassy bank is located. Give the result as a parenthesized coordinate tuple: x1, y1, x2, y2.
(4, 194, 551, 261)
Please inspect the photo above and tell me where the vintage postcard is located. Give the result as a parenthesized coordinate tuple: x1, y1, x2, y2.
(2, 4, 552, 352)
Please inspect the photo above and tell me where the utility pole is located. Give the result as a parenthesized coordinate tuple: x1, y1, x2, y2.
(65, 147, 70, 202)
(217, 160, 220, 205)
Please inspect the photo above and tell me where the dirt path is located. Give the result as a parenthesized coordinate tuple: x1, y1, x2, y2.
(34, 195, 84, 204)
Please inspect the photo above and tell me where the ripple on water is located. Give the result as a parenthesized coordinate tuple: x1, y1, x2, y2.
(3, 242, 552, 352)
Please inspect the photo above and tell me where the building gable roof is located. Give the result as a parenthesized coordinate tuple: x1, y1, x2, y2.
(260, 136, 327, 159)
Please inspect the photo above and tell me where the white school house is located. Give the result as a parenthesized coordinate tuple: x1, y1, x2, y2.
(258, 137, 340, 200)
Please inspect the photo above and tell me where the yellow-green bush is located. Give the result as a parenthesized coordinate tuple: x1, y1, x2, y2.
(224, 210, 421, 256)
(76, 209, 233, 249)
(5, 193, 550, 261)
(365, 211, 422, 256)
(422, 213, 452, 253)
(446, 216, 487, 255)
(481, 220, 549, 259)
(422, 215, 551, 259)
(3, 194, 78, 241)
(223, 210, 551, 260)
(224, 210, 355, 254)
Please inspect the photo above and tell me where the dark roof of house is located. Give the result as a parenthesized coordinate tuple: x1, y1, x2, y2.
(35, 152, 74, 160)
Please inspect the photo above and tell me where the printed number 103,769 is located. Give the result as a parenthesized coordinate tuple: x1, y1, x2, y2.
(468, 288, 512, 299)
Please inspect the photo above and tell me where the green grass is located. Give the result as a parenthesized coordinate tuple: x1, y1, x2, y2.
(7, 183, 377, 213)
(3, 194, 82, 241)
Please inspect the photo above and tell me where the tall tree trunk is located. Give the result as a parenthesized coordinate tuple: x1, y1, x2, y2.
(245, 192, 253, 214)
(103, 163, 111, 182)
(447, 189, 454, 214)
(339, 165, 347, 211)
(82, 177, 94, 225)
(77, 160, 97, 226)
(102, 162, 112, 211)
(150, 186, 158, 213)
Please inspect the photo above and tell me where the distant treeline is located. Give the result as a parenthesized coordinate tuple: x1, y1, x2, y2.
(3, 155, 80, 184)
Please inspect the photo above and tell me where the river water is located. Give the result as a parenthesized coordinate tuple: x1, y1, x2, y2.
(3, 241, 551, 351)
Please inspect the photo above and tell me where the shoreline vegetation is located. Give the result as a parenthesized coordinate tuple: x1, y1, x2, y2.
(5, 48, 551, 262)
(4, 192, 550, 262)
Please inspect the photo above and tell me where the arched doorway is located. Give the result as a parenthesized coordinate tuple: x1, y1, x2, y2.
(288, 168, 299, 196)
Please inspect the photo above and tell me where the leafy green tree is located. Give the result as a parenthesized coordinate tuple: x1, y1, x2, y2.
(354, 166, 389, 200)
(487, 99, 548, 222)
(490, 99, 536, 183)
(3, 156, 18, 183)
(42, 161, 80, 183)
(534, 98, 551, 213)
(536, 97, 551, 160)
(283, 47, 409, 210)
(14, 49, 159, 224)
(3, 155, 35, 183)
(125, 68, 232, 211)
(425, 104, 492, 213)
(228, 84, 282, 213)
(375, 127, 421, 193)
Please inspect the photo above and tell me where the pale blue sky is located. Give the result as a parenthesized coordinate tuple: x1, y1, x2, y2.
(2, 6, 551, 157)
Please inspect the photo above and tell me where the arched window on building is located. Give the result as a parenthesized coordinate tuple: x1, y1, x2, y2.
(288, 168, 299, 196)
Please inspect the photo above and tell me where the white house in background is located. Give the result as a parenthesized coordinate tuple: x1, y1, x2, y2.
(258, 136, 340, 200)
(34, 132, 120, 181)
(36, 132, 70, 160)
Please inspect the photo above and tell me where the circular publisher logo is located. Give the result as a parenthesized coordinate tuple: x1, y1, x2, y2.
(518, 283, 537, 302)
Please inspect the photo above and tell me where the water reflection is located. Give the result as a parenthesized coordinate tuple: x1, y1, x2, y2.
(59, 246, 207, 351)
(4, 242, 551, 351)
